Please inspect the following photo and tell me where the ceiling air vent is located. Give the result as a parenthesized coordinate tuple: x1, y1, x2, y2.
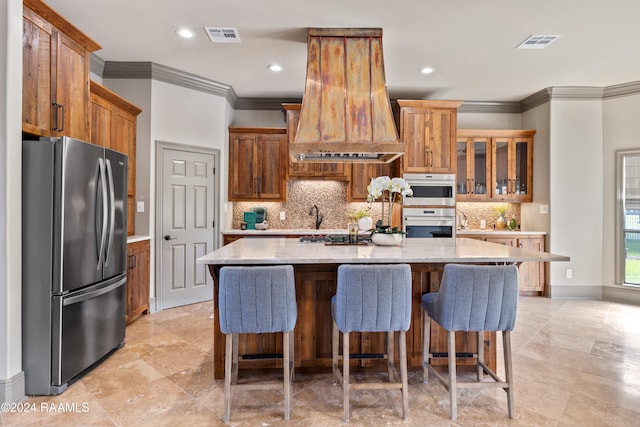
(204, 27, 241, 43)
(516, 35, 560, 49)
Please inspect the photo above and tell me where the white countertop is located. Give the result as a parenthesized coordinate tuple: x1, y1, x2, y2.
(198, 237, 568, 266)
(457, 229, 547, 236)
(223, 228, 546, 236)
(223, 228, 353, 235)
(127, 235, 152, 243)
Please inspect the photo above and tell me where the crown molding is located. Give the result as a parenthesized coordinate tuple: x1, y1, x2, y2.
(457, 101, 522, 114)
(95, 59, 640, 112)
(90, 53, 105, 77)
(603, 80, 640, 99)
(235, 98, 302, 110)
(521, 86, 605, 112)
(102, 61, 237, 106)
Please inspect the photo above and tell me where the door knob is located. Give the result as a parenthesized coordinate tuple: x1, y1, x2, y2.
(164, 234, 176, 241)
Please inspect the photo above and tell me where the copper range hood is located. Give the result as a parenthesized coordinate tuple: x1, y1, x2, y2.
(290, 28, 404, 163)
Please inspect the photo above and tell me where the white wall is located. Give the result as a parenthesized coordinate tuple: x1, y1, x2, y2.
(522, 102, 551, 233)
(548, 99, 604, 298)
(602, 93, 640, 303)
(231, 110, 285, 127)
(457, 112, 522, 129)
(104, 79, 152, 235)
(1, 0, 24, 403)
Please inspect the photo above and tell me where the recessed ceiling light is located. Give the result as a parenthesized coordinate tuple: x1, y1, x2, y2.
(420, 67, 435, 75)
(267, 64, 283, 72)
(176, 28, 195, 39)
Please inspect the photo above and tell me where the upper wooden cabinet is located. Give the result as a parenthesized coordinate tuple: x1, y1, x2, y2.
(228, 127, 287, 201)
(282, 104, 348, 180)
(456, 129, 535, 202)
(456, 133, 491, 201)
(22, 0, 100, 141)
(395, 100, 463, 174)
(347, 162, 400, 202)
(90, 81, 142, 236)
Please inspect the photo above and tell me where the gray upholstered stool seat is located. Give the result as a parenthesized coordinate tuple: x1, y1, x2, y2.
(331, 264, 412, 421)
(422, 263, 518, 420)
(218, 265, 297, 422)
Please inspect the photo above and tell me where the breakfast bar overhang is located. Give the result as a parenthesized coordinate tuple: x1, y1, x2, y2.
(197, 237, 569, 379)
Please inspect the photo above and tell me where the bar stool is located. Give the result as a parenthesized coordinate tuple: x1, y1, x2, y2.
(218, 265, 297, 422)
(331, 264, 412, 421)
(422, 263, 519, 420)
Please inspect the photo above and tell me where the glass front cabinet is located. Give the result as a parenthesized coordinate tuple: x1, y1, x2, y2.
(456, 130, 535, 202)
(456, 134, 491, 201)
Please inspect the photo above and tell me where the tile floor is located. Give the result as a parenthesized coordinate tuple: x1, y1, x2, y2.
(2, 297, 640, 426)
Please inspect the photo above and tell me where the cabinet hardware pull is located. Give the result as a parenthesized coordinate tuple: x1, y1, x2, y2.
(52, 102, 64, 132)
(58, 103, 64, 132)
(52, 101, 58, 131)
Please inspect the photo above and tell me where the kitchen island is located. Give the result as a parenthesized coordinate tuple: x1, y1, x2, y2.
(198, 237, 569, 378)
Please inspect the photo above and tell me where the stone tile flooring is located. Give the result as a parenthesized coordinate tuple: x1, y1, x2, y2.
(3, 297, 640, 426)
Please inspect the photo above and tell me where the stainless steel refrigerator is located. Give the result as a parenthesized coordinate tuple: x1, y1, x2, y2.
(22, 136, 128, 395)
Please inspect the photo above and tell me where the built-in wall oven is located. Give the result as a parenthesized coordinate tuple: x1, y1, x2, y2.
(403, 207, 456, 239)
(402, 173, 455, 206)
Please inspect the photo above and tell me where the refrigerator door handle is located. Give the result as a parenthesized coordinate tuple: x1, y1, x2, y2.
(104, 158, 116, 266)
(62, 275, 126, 306)
(97, 158, 108, 269)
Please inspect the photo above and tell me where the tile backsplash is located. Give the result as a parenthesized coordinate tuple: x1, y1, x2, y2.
(232, 181, 521, 231)
(232, 181, 384, 230)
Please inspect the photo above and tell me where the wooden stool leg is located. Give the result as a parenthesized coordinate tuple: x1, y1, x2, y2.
(477, 331, 484, 381)
(332, 319, 339, 385)
(289, 330, 295, 383)
(448, 330, 457, 420)
(422, 313, 431, 383)
(283, 331, 291, 420)
(343, 331, 350, 422)
(232, 334, 239, 384)
(223, 333, 233, 423)
(400, 331, 409, 420)
(387, 331, 395, 381)
(503, 331, 515, 418)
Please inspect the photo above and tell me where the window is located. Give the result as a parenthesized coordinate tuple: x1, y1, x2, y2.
(616, 150, 640, 286)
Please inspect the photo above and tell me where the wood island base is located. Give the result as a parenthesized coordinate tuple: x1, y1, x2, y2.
(208, 263, 496, 379)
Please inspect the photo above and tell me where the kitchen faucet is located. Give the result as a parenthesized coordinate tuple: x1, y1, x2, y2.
(309, 205, 323, 229)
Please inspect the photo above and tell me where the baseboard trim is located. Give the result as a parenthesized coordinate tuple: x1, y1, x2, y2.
(602, 285, 640, 306)
(149, 296, 158, 313)
(549, 285, 603, 299)
(1, 371, 25, 403)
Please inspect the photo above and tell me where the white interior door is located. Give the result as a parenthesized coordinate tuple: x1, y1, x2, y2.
(159, 146, 216, 310)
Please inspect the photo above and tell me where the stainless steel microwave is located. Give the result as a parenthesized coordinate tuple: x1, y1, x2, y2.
(403, 173, 456, 206)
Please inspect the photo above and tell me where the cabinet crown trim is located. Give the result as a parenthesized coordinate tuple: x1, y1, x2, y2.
(24, 0, 101, 52)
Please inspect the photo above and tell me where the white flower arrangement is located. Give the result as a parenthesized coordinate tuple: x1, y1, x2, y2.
(366, 176, 413, 234)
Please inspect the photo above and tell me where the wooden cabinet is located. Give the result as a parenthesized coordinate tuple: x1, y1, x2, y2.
(517, 237, 546, 294)
(210, 262, 496, 378)
(395, 100, 463, 174)
(228, 127, 287, 201)
(282, 104, 349, 180)
(22, 0, 100, 141)
(126, 239, 150, 324)
(456, 130, 535, 202)
(90, 81, 142, 236)
(347, 162, 400, 201)
(493, 132, 534, 202)
(462, 233, 545, 295)
(456, 133, 491, 200)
